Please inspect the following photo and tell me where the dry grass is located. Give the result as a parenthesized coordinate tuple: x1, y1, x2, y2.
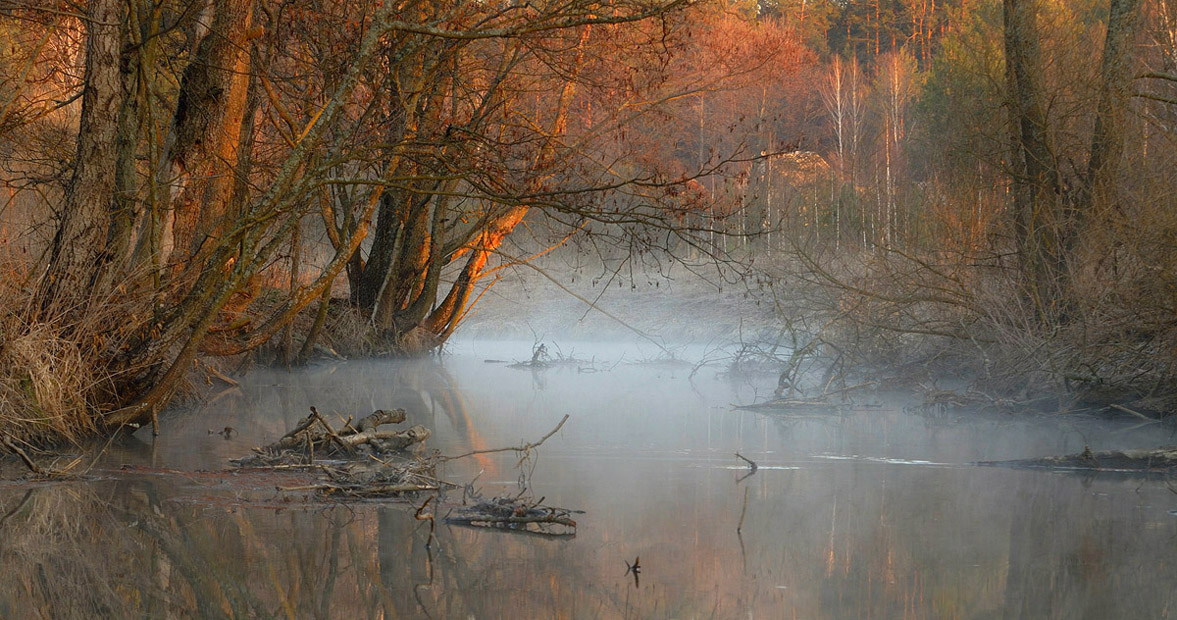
(0, 314, 98, 447)
(320, 302, 376, 356)
(0, 261, 159, 451)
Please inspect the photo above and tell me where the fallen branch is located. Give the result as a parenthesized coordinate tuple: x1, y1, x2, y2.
(1108, 403, 1159, 423)
(446, 414, 569, 461)
(336, 425, 431, 451)
(202, 361, 239, 387)
(446, 512, 577, 528)
(277, 482, 439, 496)
(358, 408, 406, 431)
(821, 381, 878, 398)
(2, 436, 42, 475)
(979, 447, 1177, 473)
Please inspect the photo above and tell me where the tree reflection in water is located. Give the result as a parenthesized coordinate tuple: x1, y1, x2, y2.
(2, 352, 1176, 618)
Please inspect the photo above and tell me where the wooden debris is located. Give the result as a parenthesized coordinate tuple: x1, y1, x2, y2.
(508, 343, 551, 369)
(735, 452, 758, 483)
(445, 495, 578, 536)
(231, 407, 584, 536)
(735, 452, 759, 472)
(446, 414, 568, 462)
(234, 407, 428, 467)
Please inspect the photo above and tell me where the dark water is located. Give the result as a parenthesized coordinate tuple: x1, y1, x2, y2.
(2, 341, 1176, 619)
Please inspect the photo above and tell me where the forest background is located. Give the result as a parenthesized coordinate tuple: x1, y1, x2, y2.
(1, 0, 1176, 447)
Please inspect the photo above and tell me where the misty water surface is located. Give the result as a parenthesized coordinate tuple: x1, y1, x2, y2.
(2, 340, 1176, 618)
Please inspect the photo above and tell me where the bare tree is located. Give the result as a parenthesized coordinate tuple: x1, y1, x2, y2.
(874, 48, 916, 247)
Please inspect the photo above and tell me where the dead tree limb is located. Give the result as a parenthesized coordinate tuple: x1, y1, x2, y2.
(358, 408, 407, 432)
(337, 425, 431, 451)
(445, 414, 569, 461)
(2, 437, 42, 475)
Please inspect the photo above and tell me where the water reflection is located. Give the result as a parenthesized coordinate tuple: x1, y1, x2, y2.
(1, 343, 1175, 618)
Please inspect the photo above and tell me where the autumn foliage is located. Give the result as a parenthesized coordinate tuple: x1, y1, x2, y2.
(2, 0, 1177, 444)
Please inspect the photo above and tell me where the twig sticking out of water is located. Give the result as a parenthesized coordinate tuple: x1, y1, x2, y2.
(1, 436, 88, 478)
(735, 452, 758, 483)
(445, 414, 569, 461)
(735, 452, 758, 472)
(625, 556, 641, 588)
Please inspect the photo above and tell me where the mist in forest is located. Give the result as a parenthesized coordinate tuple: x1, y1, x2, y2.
(0, 0, 1174, 477)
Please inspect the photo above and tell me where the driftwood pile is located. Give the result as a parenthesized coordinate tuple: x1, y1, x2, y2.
(232, 408, 581, 536)
(231, 407, 438, 499)
(234, 407, 430, 466)
(445, 494, 579, 536)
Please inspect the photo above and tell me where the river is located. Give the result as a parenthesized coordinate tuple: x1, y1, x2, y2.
(2, 340, 1175, 618)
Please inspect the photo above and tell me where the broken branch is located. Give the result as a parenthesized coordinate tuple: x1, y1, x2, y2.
(446, 414, 569, 461)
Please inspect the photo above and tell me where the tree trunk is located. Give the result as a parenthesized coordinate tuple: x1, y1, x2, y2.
(164, 0, 255, 269)
(425, 204, 529, 339)
(1003, 0, 1067, 321)
(1084, 0, 1143, 223)
(106, 1, 147, 275)
(40, 0, 126, 314)
(350, 71, 408, 309)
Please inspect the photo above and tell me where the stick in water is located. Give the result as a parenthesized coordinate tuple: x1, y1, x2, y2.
(446, 414, 570, 461)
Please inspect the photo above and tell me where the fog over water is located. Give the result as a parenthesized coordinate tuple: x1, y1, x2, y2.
(3, 338, 1176, 618)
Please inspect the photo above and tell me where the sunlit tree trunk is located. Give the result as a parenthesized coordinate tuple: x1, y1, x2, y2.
(160, 0, 255, 270)
(426, 27, 593, 342)
(821, 57, 848, 181)
(822, 56, 869, 246)
(876, 50, 914, 247)
(348, 24, 594, 350)
(848, 60, 868, 245)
